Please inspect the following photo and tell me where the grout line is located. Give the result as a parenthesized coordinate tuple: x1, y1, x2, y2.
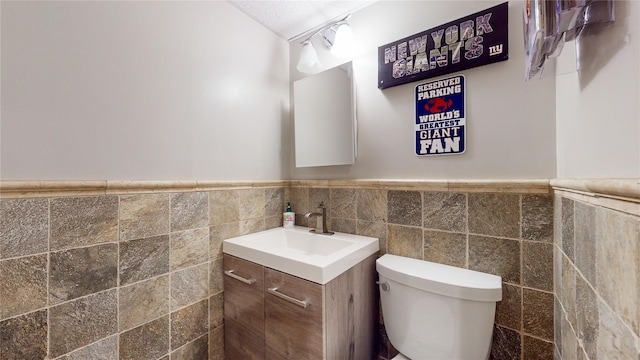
(50, 334, 118, 360)
(420, 191, 424, 260)
(128, 312, 170, 332)
(519, 330, 555, 344)
(168, 194, 173, 356)
(205, 205, 212, 356)
(0, 306, 50, 323)
(520, 285, 554, 295)
(465, 193, 469, 269)
(47, 241, 120, 256)
(207, 296, 211, 357)
(466, 231, 523, 242)
(47, 198, 51, 360)
(48, 287, 117, 310)
(519, 194, 523, 240)
(0, 249, 52, 263)
(116, 194, 121, 359)
(171, 333, 209, 357)
(519, 195, 525, 359)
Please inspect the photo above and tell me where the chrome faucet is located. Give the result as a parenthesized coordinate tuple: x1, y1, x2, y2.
(304, 201, 334, 235)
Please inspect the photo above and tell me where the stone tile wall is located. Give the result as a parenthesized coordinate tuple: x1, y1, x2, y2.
(0, 179, 564, 360)
(553, 190, 640, 359)
(289, 183, 555, 360)
(5, 179, 637, 360)
(0, 185, 284, 360)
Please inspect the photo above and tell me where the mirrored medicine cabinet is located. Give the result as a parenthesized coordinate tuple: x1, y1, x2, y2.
(293, 62, 356, 168)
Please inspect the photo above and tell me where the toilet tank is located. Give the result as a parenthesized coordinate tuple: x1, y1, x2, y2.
(377, 254, 502, 360)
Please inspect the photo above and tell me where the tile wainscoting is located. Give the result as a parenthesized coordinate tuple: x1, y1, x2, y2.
(0, 181, 286, 360)
(288, 180, 555, 360)
(2, 179, 636, 360)
(552, 179, 640, 360)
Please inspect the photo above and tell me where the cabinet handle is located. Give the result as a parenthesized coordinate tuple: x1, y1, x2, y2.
(267, 287, 311, 309)
(268, 287, 310, 308)
(224, 270, 256, 285)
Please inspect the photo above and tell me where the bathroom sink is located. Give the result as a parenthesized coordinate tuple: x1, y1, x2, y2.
(222, 226, 379, 284)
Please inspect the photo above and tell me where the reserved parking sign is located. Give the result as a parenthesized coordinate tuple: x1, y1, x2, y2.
(415, 74, 466, 156)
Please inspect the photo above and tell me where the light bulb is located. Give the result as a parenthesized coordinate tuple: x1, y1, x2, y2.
(330, 24, 355, 58)
(297, 41, 322, 73)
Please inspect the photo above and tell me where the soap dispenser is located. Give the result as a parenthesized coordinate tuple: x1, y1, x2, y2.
(283, 202, 295, 228)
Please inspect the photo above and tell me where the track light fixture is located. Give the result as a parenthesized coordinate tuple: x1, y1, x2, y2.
(296, 15, 355, 74)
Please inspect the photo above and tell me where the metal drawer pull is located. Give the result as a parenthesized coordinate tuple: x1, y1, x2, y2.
(268, 287, 310, 308)
(224, 270, 256, 285)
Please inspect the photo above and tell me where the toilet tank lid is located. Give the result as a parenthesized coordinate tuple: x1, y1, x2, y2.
(376, 254, 502, 302)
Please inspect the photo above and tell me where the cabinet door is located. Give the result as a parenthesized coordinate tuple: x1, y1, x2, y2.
(265, 268, 324, 359)
(223, 254, 265, 360)
(223, 254, 264, 333)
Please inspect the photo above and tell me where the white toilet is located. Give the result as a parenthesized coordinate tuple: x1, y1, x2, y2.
(376, 254, 502, 360)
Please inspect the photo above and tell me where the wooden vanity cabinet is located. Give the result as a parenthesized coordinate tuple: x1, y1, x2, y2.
(223, 253, 377, 360)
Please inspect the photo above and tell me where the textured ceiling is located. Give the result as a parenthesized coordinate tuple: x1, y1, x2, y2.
(228, 0, 375, 41)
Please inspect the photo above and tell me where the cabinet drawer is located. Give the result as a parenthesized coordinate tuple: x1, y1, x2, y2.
(225, 318, 265, 360)
(265, 268, 323, 359)
(223, 254, 265, 334)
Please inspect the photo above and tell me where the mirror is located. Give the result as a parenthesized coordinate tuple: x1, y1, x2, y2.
(294, 62, 356, 167)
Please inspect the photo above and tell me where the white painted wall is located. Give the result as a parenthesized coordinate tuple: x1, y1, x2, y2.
(289, 1, 557, 180)
(555, 0, 640, 178)
(11, 0, 612, 182)
(1, 1, 290, 180)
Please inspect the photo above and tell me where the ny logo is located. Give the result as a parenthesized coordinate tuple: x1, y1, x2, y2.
(489, 44, 503, 56)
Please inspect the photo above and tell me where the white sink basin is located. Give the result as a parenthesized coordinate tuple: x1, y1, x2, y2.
(222, 226, 379, 284)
